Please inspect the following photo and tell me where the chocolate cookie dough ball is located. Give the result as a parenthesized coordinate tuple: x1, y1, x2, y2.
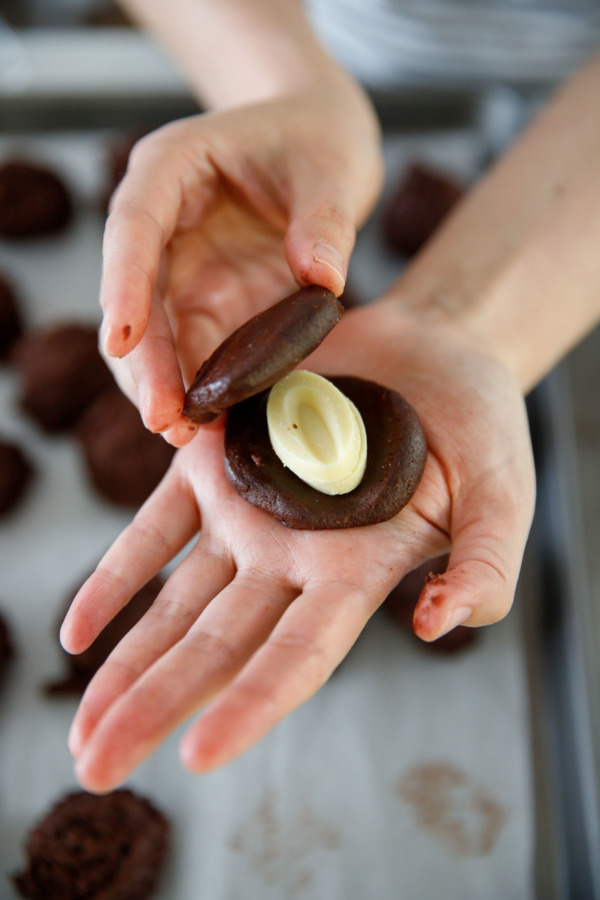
(13, 789, 169, 900)
(0, 439, 34, 518)
(46, 573, 164, 695)
(384, 556, 478, 653)
(382, 161, 464, 257)
(0, 160, 73, 239)
(0, 608, 14, 684)
(15, 323, 114, 433)
(0, 271, 24, 360)
(76, 390, 175, 507)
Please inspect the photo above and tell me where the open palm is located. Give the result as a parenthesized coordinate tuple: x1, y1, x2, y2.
(62, 302, 535, 793)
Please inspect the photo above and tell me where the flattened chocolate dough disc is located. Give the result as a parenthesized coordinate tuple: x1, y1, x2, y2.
(225, 375, 427, 530)
(184, 286, 342, 424)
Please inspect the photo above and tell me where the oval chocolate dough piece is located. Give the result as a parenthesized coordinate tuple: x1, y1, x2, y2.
(224, 375, 427, 530)
(184, 286, 343, 424)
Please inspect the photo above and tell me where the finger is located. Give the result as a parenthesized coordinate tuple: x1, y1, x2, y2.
(126, 288, 187, 434)
(162, 415, 201, 448)
(175, 305, 237, 388)
(285, 179, 356, 297)
(73, 574, 298, 793)
(100, 127, 213, 358)
(100, 193, 175, 359)
(98, 358, 198, 447)
(60, 461, 198, 655)
(68, 539, 235, 758)
(179, 581, 376, 774)
(413, 458, 536, 641)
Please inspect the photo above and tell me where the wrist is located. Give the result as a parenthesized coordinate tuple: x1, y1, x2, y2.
(118, 0, 362, 110)
(377, 53, 600, 394)
(379, 158, 600, 395)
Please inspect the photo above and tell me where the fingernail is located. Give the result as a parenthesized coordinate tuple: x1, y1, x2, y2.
(68, 721, 83, 757)
(99, 319, 111, 353)
(58, 621, 71, 652)
(440, 606, 472, 637)
(312, 242, 346, 288)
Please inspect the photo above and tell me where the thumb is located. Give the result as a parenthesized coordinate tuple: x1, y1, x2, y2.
(284, 183, 356, 297)
(412, 469, 535, 641)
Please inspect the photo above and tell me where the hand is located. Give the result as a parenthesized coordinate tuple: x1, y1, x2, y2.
(61, 302, 535, 793)
(99, 86, 382, 446)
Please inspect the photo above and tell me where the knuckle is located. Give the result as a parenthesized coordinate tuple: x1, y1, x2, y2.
(481, 591, 514, 625)
(103, 655, 144, 684)
(309, 207, 354, 244)
(232, 679, 278, 711)
(268, 631, 329, 681)
(185, 628, 238, 670)
(127, 130, 165, 165)
(126, 514, 172, 556)
(147, 595, 194, 629)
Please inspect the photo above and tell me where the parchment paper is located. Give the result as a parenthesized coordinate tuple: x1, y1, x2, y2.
(0, 131, 534, 899)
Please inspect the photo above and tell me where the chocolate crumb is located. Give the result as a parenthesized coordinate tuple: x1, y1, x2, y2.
(397, 762, 508, 857)
(426, 572, 447, 585)
(229, 790, 340, 895)
(383, 556, 478, 654)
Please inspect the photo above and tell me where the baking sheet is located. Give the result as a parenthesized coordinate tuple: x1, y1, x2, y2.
(0, 130, 535, 899)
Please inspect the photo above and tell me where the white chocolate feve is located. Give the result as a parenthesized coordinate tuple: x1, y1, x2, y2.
(266, 371, 367, 495)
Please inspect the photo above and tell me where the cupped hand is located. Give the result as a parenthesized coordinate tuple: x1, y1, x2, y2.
(60, 302, 535, 793)
(99, 86, 382, 446)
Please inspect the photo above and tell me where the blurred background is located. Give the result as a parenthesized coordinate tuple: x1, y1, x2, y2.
(0, 3, 599, 899)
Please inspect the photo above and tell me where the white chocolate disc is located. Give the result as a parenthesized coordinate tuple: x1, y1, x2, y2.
(266, 371, 367, 495)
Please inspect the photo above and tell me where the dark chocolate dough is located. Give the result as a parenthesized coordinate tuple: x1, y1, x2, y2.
(0, 271, 23, 360)
(0, 160, 73, 239)
(46, 574, 164, 695)
(383, 161, 464, 257)
(225, 375, 426, 529)
(13, 789, 169, 900)
(184, 285, 343, 423)
(76, 389, 175, 506)
(15, 323, 114, 432)
(0, 439, 34, 517)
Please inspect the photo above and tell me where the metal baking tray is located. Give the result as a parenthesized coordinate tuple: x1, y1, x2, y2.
(0, 51, 598, 898)
(525, 372, 600, 899)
